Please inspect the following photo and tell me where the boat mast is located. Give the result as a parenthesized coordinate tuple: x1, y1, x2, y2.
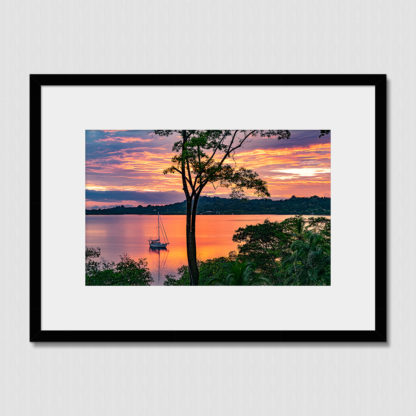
(157, 212, 160, 240)
(157, 247, 160, 283)
(161, 218, 169, 244)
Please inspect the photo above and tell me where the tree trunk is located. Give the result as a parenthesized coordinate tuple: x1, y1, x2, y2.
(186, 194, 200, 285)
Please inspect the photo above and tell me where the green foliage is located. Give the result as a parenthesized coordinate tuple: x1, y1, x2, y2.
(280, 230, 330, 285)
(156, 130, 291, 199)
(85, 248, 153, 286)
(232, 219, 283, 278)
(164, 216, 330, 286)
(216, 166, 270, 198)
(234, 216, 330, 285)
(164, 257, 272, 286)
(207, 260, 273, 286)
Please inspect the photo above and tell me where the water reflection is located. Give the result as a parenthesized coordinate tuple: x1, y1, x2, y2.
(86, 214, 320, 285)
(148, 246, 169, 285)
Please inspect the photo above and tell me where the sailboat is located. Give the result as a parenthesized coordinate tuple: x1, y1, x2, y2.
(148, 212, 169, 249)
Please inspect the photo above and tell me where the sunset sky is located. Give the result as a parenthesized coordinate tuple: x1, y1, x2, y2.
(86, 130, 330, 209)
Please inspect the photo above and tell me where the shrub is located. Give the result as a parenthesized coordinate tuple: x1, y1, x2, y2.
(86, 248, 152, 286)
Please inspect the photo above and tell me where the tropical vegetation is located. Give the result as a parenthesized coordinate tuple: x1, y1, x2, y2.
(164, 216, 330, 286)
(86, 247, 153, 286)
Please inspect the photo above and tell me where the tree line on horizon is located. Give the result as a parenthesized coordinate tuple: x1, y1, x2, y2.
(86, 195, 330, 216)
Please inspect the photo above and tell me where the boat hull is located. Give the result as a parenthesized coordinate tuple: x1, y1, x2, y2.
(149, 242, 168, 249)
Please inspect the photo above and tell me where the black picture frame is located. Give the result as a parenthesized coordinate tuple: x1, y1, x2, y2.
(30, 74, 387, 342)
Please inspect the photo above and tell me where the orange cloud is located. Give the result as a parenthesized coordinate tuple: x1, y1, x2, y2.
(96, 136, 153, 143)
(86, 131, 331, 206)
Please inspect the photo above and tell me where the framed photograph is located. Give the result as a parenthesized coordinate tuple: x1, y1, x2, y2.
(30, 74, 386, 342)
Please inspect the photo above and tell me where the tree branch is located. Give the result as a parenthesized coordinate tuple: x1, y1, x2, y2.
(228, 130, 256, 154)
(196, 130, 257, 192)
(192, 131, 229, 191)
(204, 131, 230, 167)
(171, 167, 183, 175)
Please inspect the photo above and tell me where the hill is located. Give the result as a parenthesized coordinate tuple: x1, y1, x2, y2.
(86, 196, 330, 215)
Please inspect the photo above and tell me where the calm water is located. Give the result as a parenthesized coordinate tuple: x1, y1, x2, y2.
(86, 214, 308, 285)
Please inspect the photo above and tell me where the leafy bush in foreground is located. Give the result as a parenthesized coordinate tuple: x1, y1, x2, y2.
(85, 248, 152, 286)
(164, 258, 272, 286)
(233, 216, 330, 285)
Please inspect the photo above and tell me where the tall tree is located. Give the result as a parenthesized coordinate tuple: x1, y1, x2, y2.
(155, 130, 291, 285)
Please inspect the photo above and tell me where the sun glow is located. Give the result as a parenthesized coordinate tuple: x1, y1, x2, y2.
(86, 130, 331, 207)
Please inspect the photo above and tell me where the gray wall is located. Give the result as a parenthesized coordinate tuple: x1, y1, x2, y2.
(1, 1, 414, 415)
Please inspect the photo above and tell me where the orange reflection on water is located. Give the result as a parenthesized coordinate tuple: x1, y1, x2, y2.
(86, 214, 312, 285)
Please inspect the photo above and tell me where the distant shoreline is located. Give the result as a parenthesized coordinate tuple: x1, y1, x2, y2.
(86, 195, 330, 216)
(86, 213, 331, 216)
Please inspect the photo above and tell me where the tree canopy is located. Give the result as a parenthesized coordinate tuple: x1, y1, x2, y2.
(155, 130, 291, 199)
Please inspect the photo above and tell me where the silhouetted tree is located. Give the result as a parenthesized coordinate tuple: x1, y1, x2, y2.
(155, 130, 291, 285)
